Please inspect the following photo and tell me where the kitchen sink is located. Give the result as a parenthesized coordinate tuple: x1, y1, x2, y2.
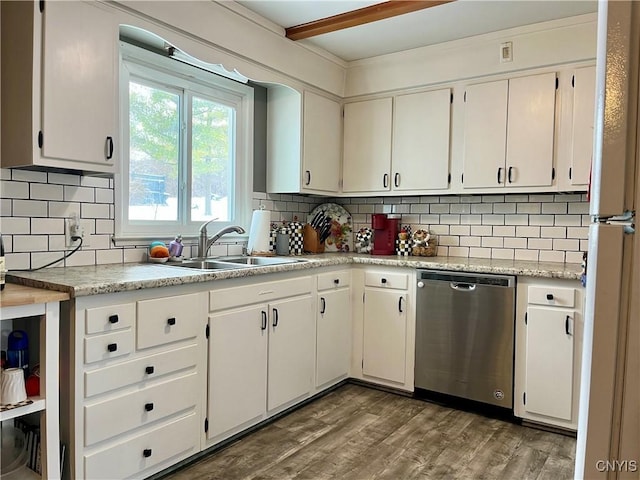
(219, 256, 308, 266)
(167, 256, 308, 271)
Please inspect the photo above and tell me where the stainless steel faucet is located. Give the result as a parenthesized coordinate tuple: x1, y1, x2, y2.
(197, 219, 246, 258)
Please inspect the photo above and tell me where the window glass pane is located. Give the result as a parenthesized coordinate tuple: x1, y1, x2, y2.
(191, 96, 234, 222)
(128, 81, 180, 221)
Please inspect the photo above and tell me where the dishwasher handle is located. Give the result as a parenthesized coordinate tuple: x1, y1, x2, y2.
(450, 282, 477, 292)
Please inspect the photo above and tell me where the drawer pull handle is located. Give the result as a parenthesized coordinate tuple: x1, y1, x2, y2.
(381, 278, 387, 284)
(334, 279, 340, 285)
(145, 402, 154, 412)
(272, 308, 279, 327)
(108, 314, 119, 324)
(398, 296, 404, 313)
(320, 297, 326, 314)
(167, 317, 176, 326)
(145, 366, 155, 375)
(261, 311, 267, 331)
(107, 343, 118, 352)
(143, 449, 152, 458)
(546, 294, 554, 300)
(565, 315, 572, 336)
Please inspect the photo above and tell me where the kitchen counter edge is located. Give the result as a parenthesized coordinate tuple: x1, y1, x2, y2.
(6, 254, 583, 298)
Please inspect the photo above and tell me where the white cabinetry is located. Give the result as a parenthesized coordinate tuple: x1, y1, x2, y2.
(267, 88, 342, 194)
(351, 267, 415, 392)
(343, 90, 451, 194)
(0, 285, 68, 480)
(568, 65, 596, 188)
(1, 1, 118, 173)
(62, 289, 207, 480)
(392, 89, 451, 191)
(343, 98, 393, 193)
(316, 270, 351, 388)
(462, 73, 556, 189)
(514, 277, 584, 430)
(207, 275, 314, 443)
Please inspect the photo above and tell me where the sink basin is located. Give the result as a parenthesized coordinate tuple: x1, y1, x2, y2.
(174, 260, 250, 270)
(219, 256, 308, 266)
(167, 256, 307, 271)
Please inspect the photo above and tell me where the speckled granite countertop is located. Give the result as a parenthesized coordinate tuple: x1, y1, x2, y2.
(7, 254, 582, 298)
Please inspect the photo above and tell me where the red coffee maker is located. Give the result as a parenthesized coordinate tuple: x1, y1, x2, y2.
(371, 213, 400, 255)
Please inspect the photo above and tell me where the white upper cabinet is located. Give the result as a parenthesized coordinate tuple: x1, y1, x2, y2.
(1, 1, 119, 173)
(392, 89, 451, 191)
(343, 90, 451, 194)
(505, 72, 557, 187)
(462, 73, 556, 190)
(267, 88, 342, 194)
(342, 98, 393, 193)
(302, 92, 343, 192)
(569, 66, 596, 187)
(462, 80, 509, 188)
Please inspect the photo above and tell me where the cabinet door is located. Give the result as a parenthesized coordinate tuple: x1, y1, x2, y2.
(42, 1, 118, 168)
(525, 307, 574, 421)
(363, 289, 407, 384)
(392, 89, 451, 191)
(570, 66, 596, 187)
(462, 80, 508, 188)
(302, 92, 342, 192)
(267, 295, 314, 411)
(506, 73, 557, 187)
(316, 288, 351, 387)
(343, 98, 392, 193)
(208, 305, 268, 438)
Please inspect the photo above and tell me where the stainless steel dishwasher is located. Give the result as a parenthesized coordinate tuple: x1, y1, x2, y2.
(415, 269, 516, 410)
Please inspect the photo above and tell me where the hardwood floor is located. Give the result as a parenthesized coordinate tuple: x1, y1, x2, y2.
(166, 384, 575, 480)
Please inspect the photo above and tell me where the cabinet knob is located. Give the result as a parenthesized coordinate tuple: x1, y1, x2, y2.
(108, 314, 119, 324)
(167, 317, 176, 326)
(107, 343, 118, 352)
(144, 402, 154, 412)
(417, 281, 425, 288)
(143, 449, 152, 458)
(145, 366, 155, 375)
(381, 278, 387, 284)
(334, 278, 340, 285)
(546, 293, 554, 300)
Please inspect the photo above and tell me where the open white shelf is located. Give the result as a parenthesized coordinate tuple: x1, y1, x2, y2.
(0, 396, 46, 422)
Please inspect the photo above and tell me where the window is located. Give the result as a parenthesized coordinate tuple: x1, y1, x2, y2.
(117, 42, 253, 238)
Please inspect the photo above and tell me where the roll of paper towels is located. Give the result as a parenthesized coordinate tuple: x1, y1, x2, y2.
(247, 209, 271, 255)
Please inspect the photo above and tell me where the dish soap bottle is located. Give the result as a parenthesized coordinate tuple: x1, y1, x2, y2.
(169, 235, 184, 258)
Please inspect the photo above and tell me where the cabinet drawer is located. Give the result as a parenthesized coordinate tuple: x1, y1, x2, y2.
(84, 372, 198, 446)
(84, 343, 198, 398)
(210, 276, 313, 311)
(528, 286, 575, 308)
(318, 271, 351, 291)
(85, 303, 135, 335)
(137, 293, 202, 350)
(84, 412, 198, 480)
(85, 330, 134, 364)
(365, 271, 408, 290)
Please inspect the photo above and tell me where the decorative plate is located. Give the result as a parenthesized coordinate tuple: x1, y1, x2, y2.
(308, 203, 353, 252)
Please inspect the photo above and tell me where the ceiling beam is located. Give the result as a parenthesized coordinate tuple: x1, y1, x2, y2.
(285, 0, 455, 41)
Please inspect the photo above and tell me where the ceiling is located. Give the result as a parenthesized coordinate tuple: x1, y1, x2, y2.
(235, 0, 598, 62)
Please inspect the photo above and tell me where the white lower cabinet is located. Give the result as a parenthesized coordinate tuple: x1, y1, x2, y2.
(61, 288, 208, 480)
(514, 277, 584, 430)
(316, 270, 351, 387)
(207, 275, 314, 444)
(352, 267, 415, 392)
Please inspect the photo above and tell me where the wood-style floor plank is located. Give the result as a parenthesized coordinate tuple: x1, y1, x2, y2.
(163, 384, 576, 480)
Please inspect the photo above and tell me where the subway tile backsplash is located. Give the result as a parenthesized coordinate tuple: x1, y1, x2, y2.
(0, 168, 589, 269)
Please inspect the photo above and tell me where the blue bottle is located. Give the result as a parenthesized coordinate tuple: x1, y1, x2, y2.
(7, 330, 29, 376)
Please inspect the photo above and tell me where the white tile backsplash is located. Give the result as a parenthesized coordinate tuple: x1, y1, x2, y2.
(0, 167, 589, 268)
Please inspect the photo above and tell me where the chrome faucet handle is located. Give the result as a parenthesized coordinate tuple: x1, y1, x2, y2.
(199, 218, 219, 235)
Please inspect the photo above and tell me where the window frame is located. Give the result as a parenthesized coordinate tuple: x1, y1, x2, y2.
(116, 42, 254, 240)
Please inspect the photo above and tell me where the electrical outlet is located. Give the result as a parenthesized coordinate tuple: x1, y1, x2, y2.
(65, 215, 84, 248)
